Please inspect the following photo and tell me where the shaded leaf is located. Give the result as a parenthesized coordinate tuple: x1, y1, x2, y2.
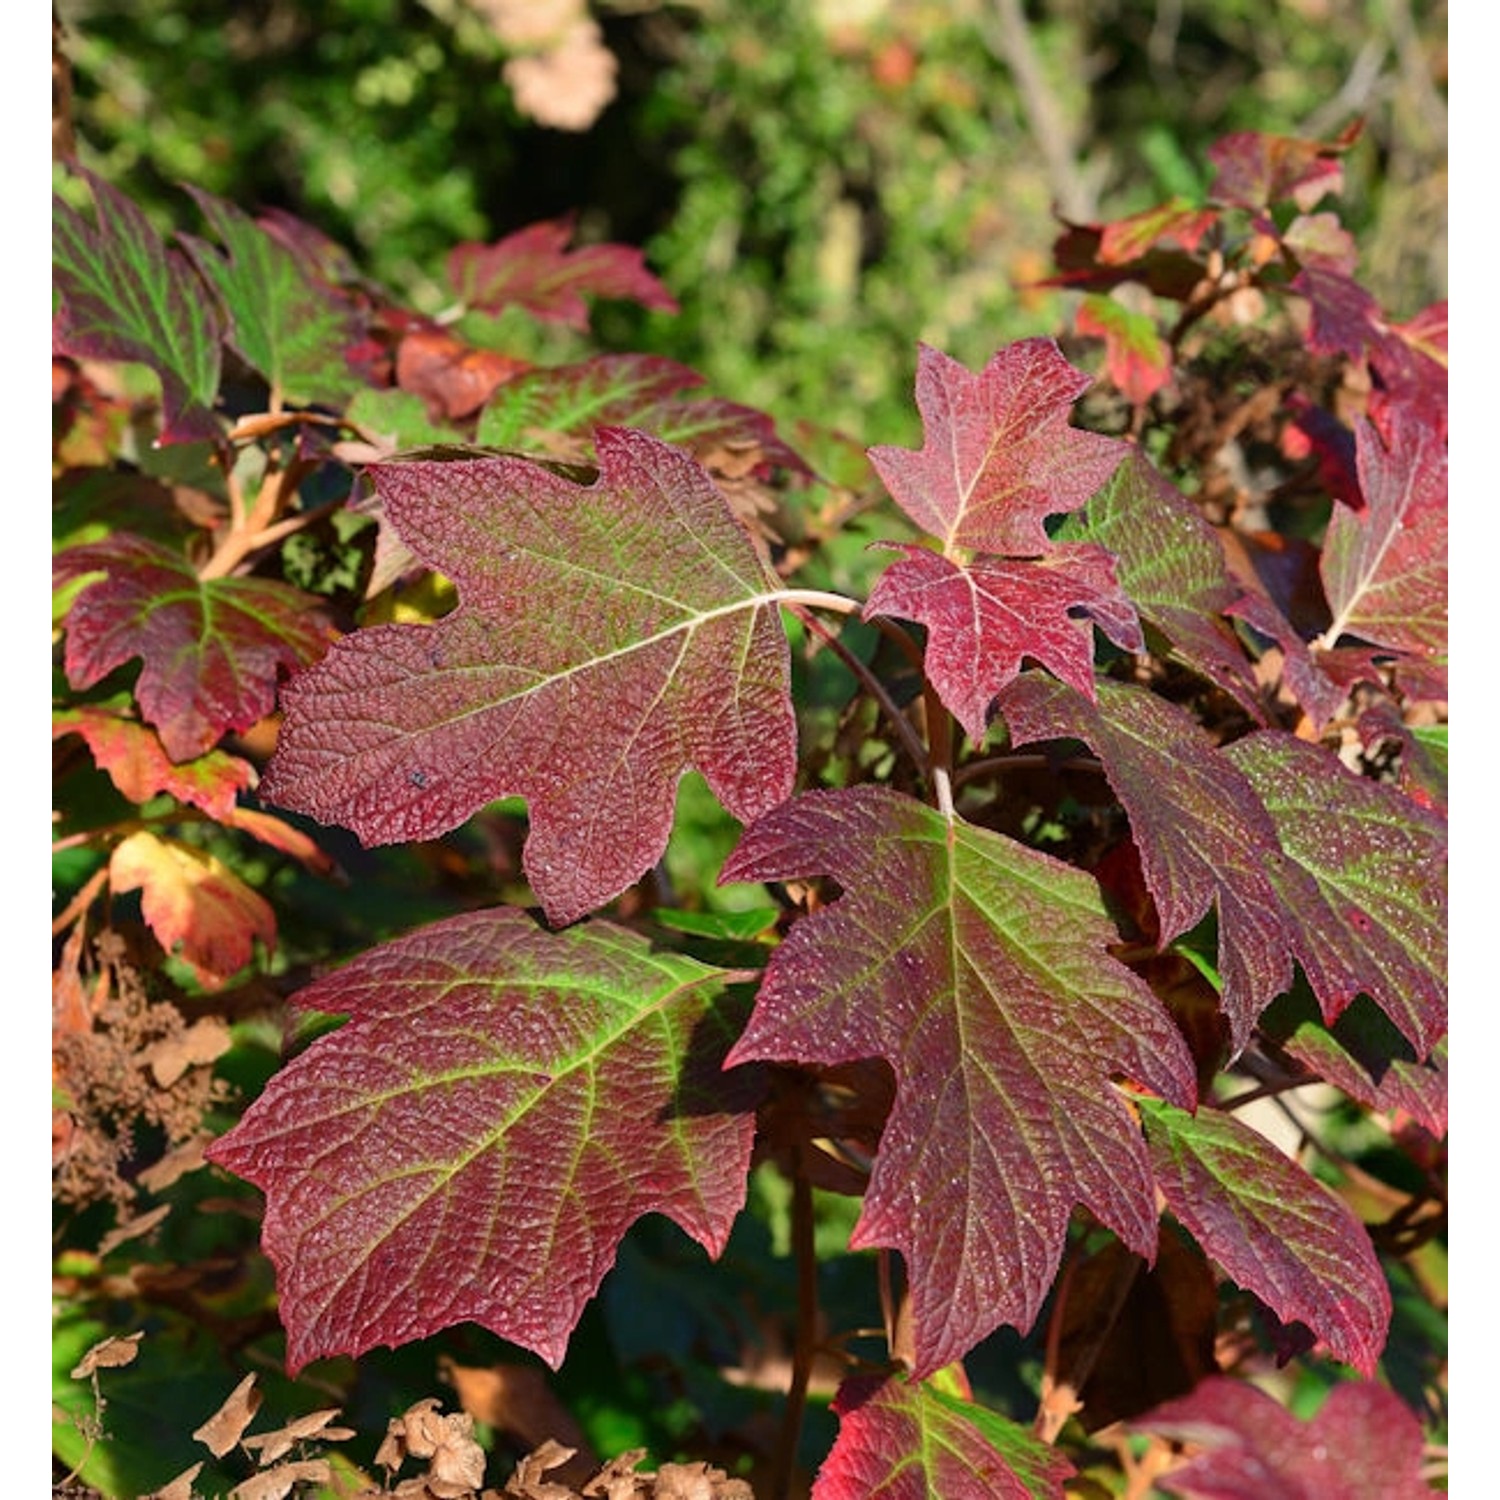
(721, 786, 1196, 1375)
(53, 167, 222, 443)
(812, 1375, 1073, 1499)
(395, 325, 530, 421)
(865, 542, 1140, 742)
(1075, 294, 1172, 406)
(259, 428, 796, 925)
(1131, 1375, 1431, 1500)
(995, 675, 1290, 1050)
(1320, 412, 1447, 658)
(53, 533, 333, 761)
(1224, 732, 1446, 1057)
(52, 706, 255, 819)
(1097, 198, 1218, 264)
(180, 187, 367, 408)
(448, 215, 678, 330)
(1139, 1099, 1390, 1373)
(867, 340, 1127, 555)
(204, 910, 761, 1372)
(110, 830, 276, 989)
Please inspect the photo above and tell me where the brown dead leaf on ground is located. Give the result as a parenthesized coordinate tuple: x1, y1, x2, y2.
(376, 1399, 489, 1497)
(501, 1442, 755, 1500)
(228, 1458, 333, 1499)
(192, 1373, 263, 1457)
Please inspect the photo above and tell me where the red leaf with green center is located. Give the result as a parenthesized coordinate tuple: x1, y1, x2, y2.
(258, 428, 796, 925)
(1224, 732, 1447, 1057)
(1207, 122, 1359, 211)
(813, 1375, 1074, 1499)
(721, 786, 1196, 1376)
(53, 168, 222, 443)
(1132, 1376, 1431, 1500)
(1139, 1099, 1390, 1373)
(1097, 198, 1217, 265)
(180, 187, 368, 408)
(1061, 452, 1261, 717)
(448, 216, 679, 330)
(203, 910, 760, 1373)
(476, 354, 809, 473)
(1320, 412, 1446, 658)
(995, 675, 1290, 1050)
(867, 341, 1128, 555)
(53, 534, 333, 761)
(864, 542, 1141, 742)
(1075, 295, 1172, 406)
(52, 706, 254, 819)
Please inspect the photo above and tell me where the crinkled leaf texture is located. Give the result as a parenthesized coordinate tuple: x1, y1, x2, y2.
(865, 542, 1140, 743)
(813, 1375, 1073, 1499)
(997, 678, 1447, 1057)
(867, 340, 1128, 554)
(53, 167, 222, 443)
(721, 786, 1196, 1377)
(1131, 1375, 1432, 1500)
(53, 534, 333, 761)
(259, 428, 796, 925)
(1139, 1099, 1390, 1373)
(204, 910, 761, 1374)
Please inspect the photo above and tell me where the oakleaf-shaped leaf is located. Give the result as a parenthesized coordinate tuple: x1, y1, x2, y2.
(110, 830, 275, 988)
(180, 187, 367, 408)
(1131, 1376, 1432, 1500)
(995, 675, 1290, 1049)
(865, 542, 1141, 742)
(53, 534, 333, 761)
(813, 1375, 1073, 1499)
(448, 216, 679, 330)
(203, 910, 760, 1373)
(1223, 732, 1446, 1057)
(259, 428, 796, 925)
(1139, 1098, 1390, 1373)
(721, 786, 1196, 1376)
(1320, 411, 1446, 658)
(53, 168, 222, 443)
(1207, 123, 1359, 211)
(53, 706, 255, 819)
(868, 341, 1128, 555)
(1061, 452, 1262, 716)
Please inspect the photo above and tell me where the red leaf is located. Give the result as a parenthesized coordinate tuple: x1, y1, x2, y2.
(1207, 122, 1360, 211)
(813, 1375, 1073, 1499)
(1132, 1376, 1431, 1500)
(1075, 294, 1172, 407)
(721, 786, 1195, 1376)
(204, 910, 759, 1372)
(865, 542, 1141, 741)
(447, 216, 678, 331)
(53, 533, 333, 761)
(867, 341, 1128, 555)
(1140, 1099, 1391, 1373)
(259, 429, 796, 925)
(395, 326, 530, 421)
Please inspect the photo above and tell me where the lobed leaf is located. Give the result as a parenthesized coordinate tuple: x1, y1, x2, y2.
(1075, 294, 1172, 406)
(1139, 1098, 1390, 1373)
(868, 341, 1127, 555)
(180, 187, 368, 408)
(53, 533, 333, 762)
(812, 1375, 1073, 1499)
(53, 167, 222, 443)
(1207, 123, 1359, 211)
(721, 785, 1196, 1376)
(204, 910, 760, 1372)
(258, 428, 796, 925)
(865, 542, 1141, 742)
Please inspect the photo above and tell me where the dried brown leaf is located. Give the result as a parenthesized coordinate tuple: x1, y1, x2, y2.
(228, 1459, 333, 1499)
(442, 1359, 595, 1482)
(141, 1017, 233, 1087)
(193, 1373, 263, 1457)
(242, 1407, 355, 1465)
(97, 1202, 171, 1257)
(135, 1134, 210, 1192)
(70, 1331, 143, 1377)
(143, 1463, 204, 1500)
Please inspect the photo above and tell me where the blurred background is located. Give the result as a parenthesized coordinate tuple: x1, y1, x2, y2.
(54, 0, 1448, 448)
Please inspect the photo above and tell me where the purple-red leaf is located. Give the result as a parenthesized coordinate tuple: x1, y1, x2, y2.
(204, 910, 760, 1373)
(258, 428, 796, 925)
(448, 216, 678, 330)
(53, 168, 222, 443)
(865, 542, 1141, 741)
(995, 675, 1290, 1050)
(1207, 123, 1360, 211)
(721, 786, 1196, 1376)
(1132, 1376, 1432, 1500)
(1223, 733, 1447, 1057)
(813, 1375, 1073, 1499)
(1139, 1099, 1390, 1373)
(1075, 294, 1172, 407)
(868, 341, 1128, 555)
(1319, 412, 1447, 659)
(53, 534, 333, 761)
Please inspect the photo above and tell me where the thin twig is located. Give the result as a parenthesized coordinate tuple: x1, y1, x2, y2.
(768, 1152, 820, 1500)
